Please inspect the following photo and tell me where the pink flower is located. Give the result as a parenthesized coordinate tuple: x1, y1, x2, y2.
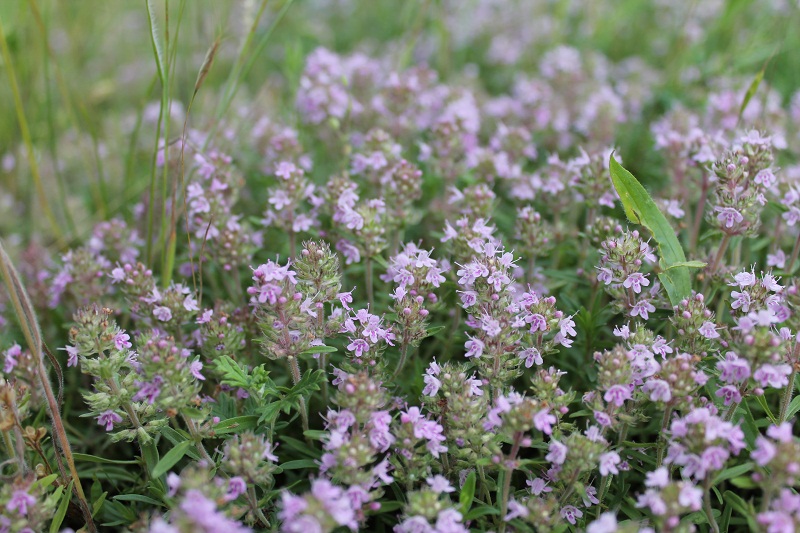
(464, 335, 484, 358)
(630, 299, 655, 320)
(642, 379, 671, 402)
(426, 475, 455, 494)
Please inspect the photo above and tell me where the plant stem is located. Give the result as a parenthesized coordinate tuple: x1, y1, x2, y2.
(709, 233, 731, 275)
(703, 477, 720, 533)
(181, 414, 214, 464)
(365, 256, 375, 309)
(656, 406, 673, 468)
(477, 465, 492, 505)
(779, 366, 797, 422)
(288, 356, 310, 435)
(498, 431, 523, 531)
(391, 340, 411, 381)
(788, 231, 800, 275)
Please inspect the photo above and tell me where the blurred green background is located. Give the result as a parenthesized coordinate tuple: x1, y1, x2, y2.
(0, 0, 797, 246)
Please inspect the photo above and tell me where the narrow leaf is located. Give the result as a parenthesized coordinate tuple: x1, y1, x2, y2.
(152, 440, 194, 479)
(50, 481, 73, 533)
(738, 67, 765, 122)
(608, 154, 692, 305)
(459, 471, 476, 514)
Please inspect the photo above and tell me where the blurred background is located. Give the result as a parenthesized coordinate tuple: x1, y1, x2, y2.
(0, 0, 798, 247)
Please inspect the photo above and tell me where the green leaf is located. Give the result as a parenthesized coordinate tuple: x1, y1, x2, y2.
(151, 440, 194, 479)
(299, 345, 338, 355)
(50, 481, 72, 533)
(738, 66, 765, 121)
(31, 473, 59, 489)
(425, 325, 447, 338)
(664, 261, 707, 270)
(712, 462, 753, 486)
(723, 491, 759, 531)
(214, 355, 251, 389)
(213, 415, 260, 436)
(608, 154, 693, 305)
(464, 505, 500, 521)
(786, 394, 800, 421)
(92, 491, 108, 518)
(73, 453, 140, 465)
(113, 494, 166, 507)
(459, 471, 476, 515)
(279, 459, 318, 470)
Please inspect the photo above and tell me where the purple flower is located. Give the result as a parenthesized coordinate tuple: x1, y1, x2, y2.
(426, 475, 455, 493)
(96, 410, 123, 431)
(753, 364, 792, 388)
(346, 338, 370, 358)
(752, 436, 777, 466)
(715, 206, 744, 229)
(546, 440, 568, 465)
(560, 505, 583, 525)
(630, 299, 655, 320)
(642, 379, 671, 402)
(533, 408, 556, 435)
(698, 321, 720, 339)
(604, 384, 632, 407)
(715, 385, 742, 406)
(190, 361, 205, 381)
(114, 332, 132, 350)
(62, 345, 79, 368)
(599, 451, 621, 476)
(587, 512, 618, 533)
(225, 477, 247, 501)
(6, 490, 36, 516)
(519, 347, 542, 368)
(153, 306, 172, 322)
(623, 272, 650, 294)
(134, 376, 163, 404)
(2, 344, 21, 373)
(464, 335, 484, 358)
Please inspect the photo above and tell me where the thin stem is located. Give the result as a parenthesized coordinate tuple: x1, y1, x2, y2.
(391, 340, 411, 381)
(365, 256, 375, 309)
(477, 465, 492, 505)
(656, 406, 673, 468)
(288, 356, 310, 435)
(703, 477, 720, 533)
(499, 431, 523, 531)
(788, 231, 800, 274)
(690, 174, 709, 252)
(779, 367, 797, 422)
(247, 485, 270, 528)
(182, 414, 214, 464)
(709, 233, 731, 275)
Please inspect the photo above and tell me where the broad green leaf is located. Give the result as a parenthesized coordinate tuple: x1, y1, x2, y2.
(32, 473, 59, 489)
(92, 491, 108, 518)
(459, 471, 476, 515)
(151, 440, 194, 479)
(50, 481, 72, 533)
(609, 154, 692, 305)
(214, 355, 251, 389)
(464, 505, 500, 521)
(785, 395, 800, 421)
